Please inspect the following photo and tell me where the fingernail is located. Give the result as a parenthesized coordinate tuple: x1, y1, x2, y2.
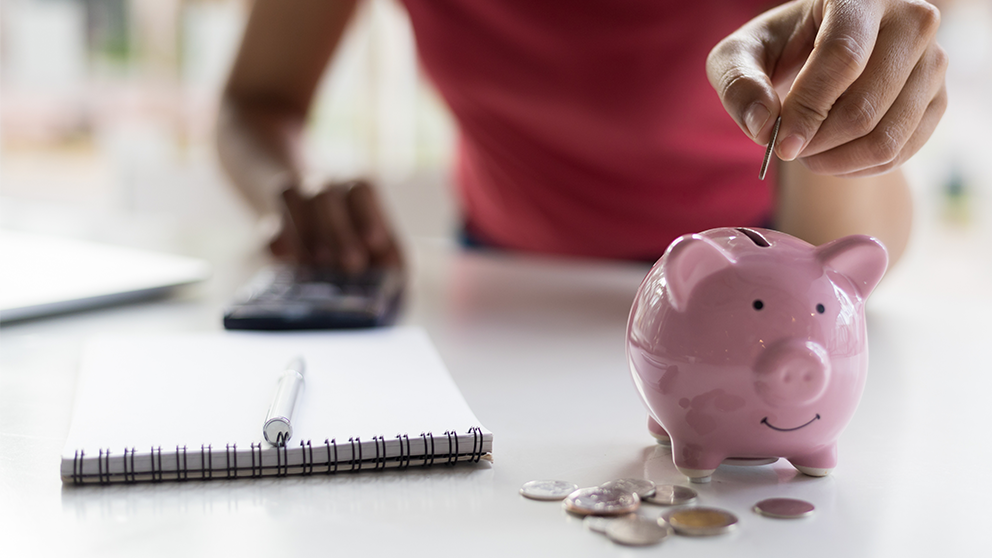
(744, 103, 770, 139)
(778, 134, 805, 161)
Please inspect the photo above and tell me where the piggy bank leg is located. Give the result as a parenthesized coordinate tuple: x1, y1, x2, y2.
(647, 416, 671, 446)
(788, 444, 837, 477)
(671, 440, 721, 484)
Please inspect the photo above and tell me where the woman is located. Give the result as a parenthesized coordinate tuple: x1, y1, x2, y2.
(218, 0, 946, 271)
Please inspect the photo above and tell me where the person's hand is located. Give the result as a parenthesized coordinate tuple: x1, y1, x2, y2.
(707, 0, 948, 177)
(269, 180, 403, 273)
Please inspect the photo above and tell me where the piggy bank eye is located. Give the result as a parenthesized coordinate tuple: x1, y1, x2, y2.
(753, 300, 764, 311)
(816, 303, 825, 314)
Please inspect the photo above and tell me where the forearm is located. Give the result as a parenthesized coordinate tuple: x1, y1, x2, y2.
(774, 161, 913, 267)
(216, 0, 357, 216)
(217, 99, 305, 216)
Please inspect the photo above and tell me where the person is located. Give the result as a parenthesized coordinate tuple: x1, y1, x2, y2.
(217, 0, 947, 272)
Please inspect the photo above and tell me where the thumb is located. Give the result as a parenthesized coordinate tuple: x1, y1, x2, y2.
(707, 25, 782, 145)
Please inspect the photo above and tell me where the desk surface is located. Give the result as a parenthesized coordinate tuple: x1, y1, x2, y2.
(2, 205, 991, 557)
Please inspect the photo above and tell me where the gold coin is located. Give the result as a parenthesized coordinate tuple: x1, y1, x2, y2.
(665, 507, 738, 536)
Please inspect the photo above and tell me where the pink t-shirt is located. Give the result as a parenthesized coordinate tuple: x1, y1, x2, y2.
(402, 0, 776, 260)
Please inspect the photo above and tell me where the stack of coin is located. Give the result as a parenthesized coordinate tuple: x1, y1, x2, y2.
(521, 478, 812, 547)
(562, 485, 640, 516)
(600, 478, 656, 498)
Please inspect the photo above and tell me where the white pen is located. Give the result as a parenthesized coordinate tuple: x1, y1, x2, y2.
(263, 357, 306, 446)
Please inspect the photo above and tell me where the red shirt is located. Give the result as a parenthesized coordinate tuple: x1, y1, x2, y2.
(402, 0, 776, 260)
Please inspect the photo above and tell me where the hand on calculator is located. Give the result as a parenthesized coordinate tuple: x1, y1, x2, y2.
(271, 181, 403, 274)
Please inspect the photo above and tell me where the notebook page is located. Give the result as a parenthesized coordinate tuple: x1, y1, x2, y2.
(62, 327, 488, 459)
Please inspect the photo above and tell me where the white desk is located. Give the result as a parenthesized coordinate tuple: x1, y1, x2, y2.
(2, 207, 991, 557)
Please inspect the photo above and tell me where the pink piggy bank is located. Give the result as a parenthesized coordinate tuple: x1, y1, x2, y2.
(626, 227, 887, 482)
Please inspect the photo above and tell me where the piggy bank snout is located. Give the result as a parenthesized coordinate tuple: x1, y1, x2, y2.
(754, 340, 831, 407)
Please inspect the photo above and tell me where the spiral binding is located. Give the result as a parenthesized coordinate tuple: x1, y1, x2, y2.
(250, 443, 263, 478)
(225, 443, 237, 480)
(69, 426, 489, 484)
(348, 437, 361, 472)
(326, 439, 338, 474)
(202, 445, 212, 480)
(300, 440, 314, 475)
(396, 434, 411, 469)
(176, 445, 188, 481)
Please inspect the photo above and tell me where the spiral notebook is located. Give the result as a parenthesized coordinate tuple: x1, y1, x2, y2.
(61, 327, 492, 485)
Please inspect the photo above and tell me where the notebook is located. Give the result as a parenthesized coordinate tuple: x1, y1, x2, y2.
(61, 327, 492, 484)
(0, 229, 210, 322)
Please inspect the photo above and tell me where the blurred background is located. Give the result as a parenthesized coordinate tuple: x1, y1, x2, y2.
(1, 0, 457, 263)
(1, 0, 990, 273)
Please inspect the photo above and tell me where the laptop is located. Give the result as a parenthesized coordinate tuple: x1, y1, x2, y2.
(0, 230, 211, 322)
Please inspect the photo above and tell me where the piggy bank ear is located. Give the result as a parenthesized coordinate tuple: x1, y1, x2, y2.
(814, 235, 889, 298)
(663, 234, 735, 312)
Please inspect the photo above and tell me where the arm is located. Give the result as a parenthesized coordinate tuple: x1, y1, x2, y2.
(218, 0, 401, 272)
(775, 161, 913, 266)
(707, 0, 947, 176)
(705, 0, 946, 268)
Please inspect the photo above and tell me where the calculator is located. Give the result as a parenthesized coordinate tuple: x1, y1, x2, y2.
(223, 265, 404, 330)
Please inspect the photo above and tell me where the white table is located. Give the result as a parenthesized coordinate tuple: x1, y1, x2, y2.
(2, 199, 991, 557)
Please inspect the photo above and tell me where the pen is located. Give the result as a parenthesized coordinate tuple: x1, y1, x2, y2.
(263, 357, 306, 446)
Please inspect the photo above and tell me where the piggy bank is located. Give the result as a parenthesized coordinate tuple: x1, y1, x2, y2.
(626, 227, 887, 482)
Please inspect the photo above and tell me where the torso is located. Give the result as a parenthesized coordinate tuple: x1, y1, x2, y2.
(402, 0, 778, 259)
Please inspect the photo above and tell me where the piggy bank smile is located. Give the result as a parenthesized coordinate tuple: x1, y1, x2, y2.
(627, 227, 887, 483)
(760, 414, 821, 432)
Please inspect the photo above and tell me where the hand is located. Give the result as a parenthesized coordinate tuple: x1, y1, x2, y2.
(707, 0, 948, 177)
(269, 180, 403, 273)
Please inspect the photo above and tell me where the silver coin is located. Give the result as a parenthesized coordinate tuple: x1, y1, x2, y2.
(601, 478, 656, 498)
(759, 116, 781, 180)
(605, 516, 674, 546)
(664, 507, 738, 536)
(519, 480, 580, 501)
(563, 486, 640, 516)
(643, 484, 698, 506)
(583, 514, 635, 534)
(753, 498, 815, 519)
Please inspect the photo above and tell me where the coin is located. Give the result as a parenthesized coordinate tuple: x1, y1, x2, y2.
(753, 497, 815, 519)
(563, 486, 640, 516)
(664, 507, 738, 536)
(519, 480, 580, 501)
(642, 484, 698, 506)
(759, 116, 781, 180)
(601, 478, 656, 498)
(605, 516, 674, 546)
(583, 514, 635, 534)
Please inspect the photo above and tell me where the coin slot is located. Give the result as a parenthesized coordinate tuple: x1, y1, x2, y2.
(735, 227, 770, 247)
